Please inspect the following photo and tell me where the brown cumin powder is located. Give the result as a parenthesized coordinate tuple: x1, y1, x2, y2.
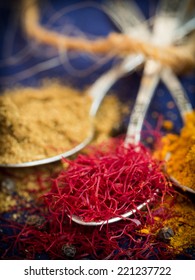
(0, 81, 126, 164)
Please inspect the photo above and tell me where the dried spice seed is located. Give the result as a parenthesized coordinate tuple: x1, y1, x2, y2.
(25, 215, 46, 228)
(61, 244, 76, 258)
(0, 178, 16, 194)
(157, 227, 174, 243)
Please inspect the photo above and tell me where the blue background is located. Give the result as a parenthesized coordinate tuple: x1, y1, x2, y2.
(0, 0, 194, 260)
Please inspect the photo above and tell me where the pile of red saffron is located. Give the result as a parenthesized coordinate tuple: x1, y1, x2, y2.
(0, 138, 178, 260)
(43, 138, 168, 223)
(0, 201, 177, 260)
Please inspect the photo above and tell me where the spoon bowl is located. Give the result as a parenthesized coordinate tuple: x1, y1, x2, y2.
(70, 198, 152, 226)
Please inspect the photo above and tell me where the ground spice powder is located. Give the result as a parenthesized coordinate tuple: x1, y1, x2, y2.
(156, 110, 195, 190)
(0, 81, 125, 164)
(167, 196, 195, 251)
(139, 194, 195, 253)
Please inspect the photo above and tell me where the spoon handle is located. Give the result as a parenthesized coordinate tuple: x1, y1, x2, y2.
(125, 0, 185, 145)
(161, 69, 193, 122)
(175, 18, 195, 41)
(125, 61, 161, 145)
(156, 0, 191, 18)
(88, 54, 144, 117)
(102, 0, 147, 34)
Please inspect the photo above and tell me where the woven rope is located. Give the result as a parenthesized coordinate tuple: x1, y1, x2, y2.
(22, 0, 195, 73)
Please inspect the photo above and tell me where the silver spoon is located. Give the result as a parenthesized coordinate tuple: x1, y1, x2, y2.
(70, 0, 194, 226)
(174, 0, 195, 41)
(175, 17, 195, 41)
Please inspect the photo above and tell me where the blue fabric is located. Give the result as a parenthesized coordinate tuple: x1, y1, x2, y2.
(0, 0, 194, 259)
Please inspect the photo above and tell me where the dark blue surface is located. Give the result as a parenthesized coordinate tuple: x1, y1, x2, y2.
(0, 0, 195, 260)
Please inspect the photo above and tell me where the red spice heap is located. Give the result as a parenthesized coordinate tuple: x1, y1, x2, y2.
(0, 208, 173, 260)
(44, 138, 168, 223)
(1, 194, 192, 260)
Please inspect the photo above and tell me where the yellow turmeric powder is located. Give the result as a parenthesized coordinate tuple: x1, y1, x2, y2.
(139, 194, 195, 252)
(157, 110, 195, 190)
(167, 197, 195, 251)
